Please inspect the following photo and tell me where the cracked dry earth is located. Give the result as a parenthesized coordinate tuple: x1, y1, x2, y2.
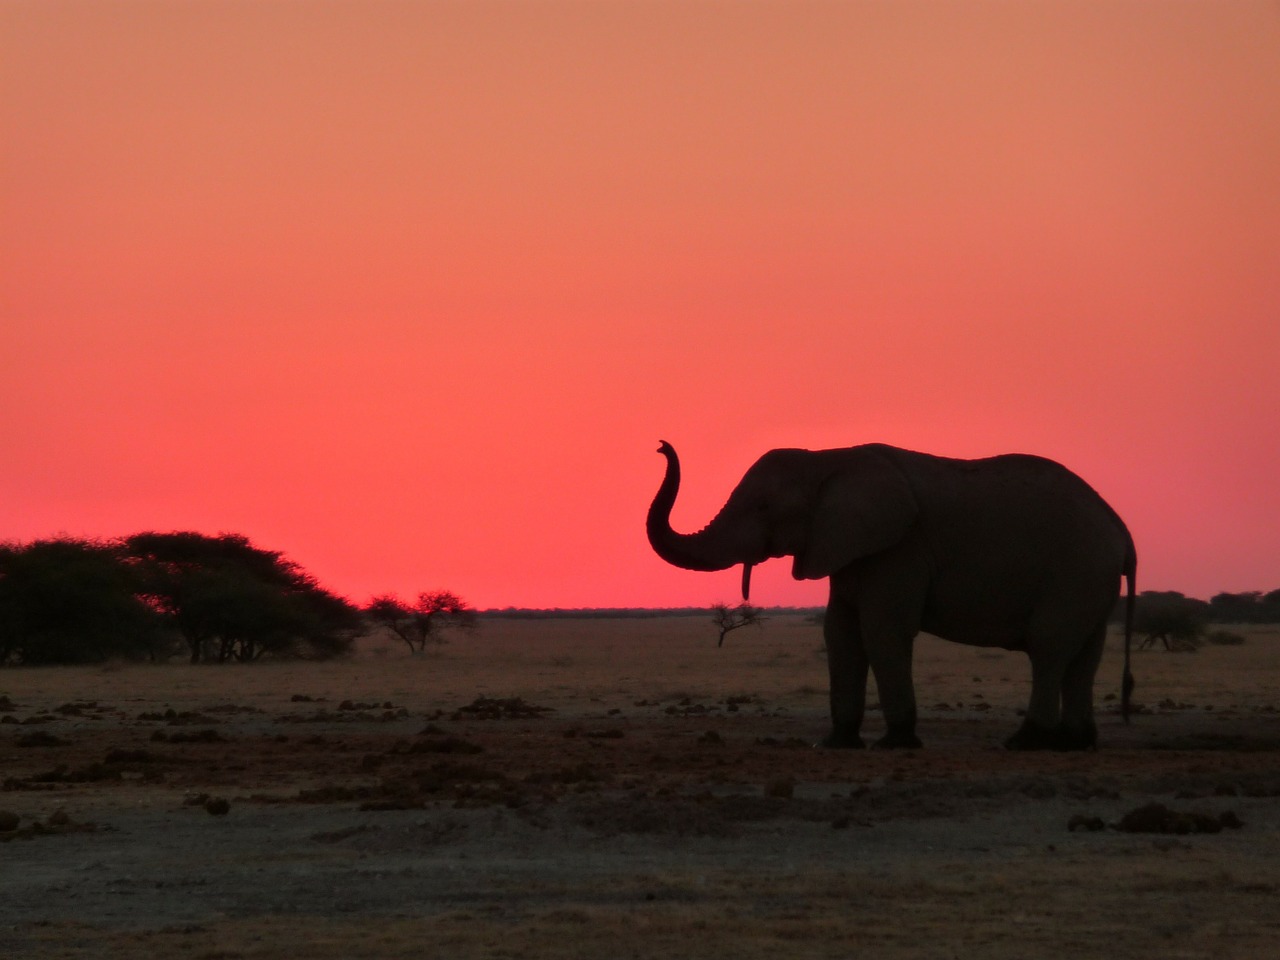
(2, 617, 1279, 959)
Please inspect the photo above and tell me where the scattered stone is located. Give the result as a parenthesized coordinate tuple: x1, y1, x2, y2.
(104, 748, 163, 764)
(451, 697, 553, 721)
(359, 798, 422, 812)
(296, 784, 364, 803)
(311, 824, 376, 843)
(765, 777, 795, 799)
(697, 730, 723, 745)
(662, 699, 718, 716)
(754, 736, 810, 749)
(201, 703, 261, 715)
(1218, 810, 1245, 830)
(54, 701, 97, 715)
(0, 810, 19, 832)
(138, 708, 216, 724)
(0, 809, 100, 842)
(159, 729, 224, 744)
(204, 798, 230, 816)
(1114, 802, 1243, 834)
(16, 731, 68, 748)
(1022, 781, 1057, 800)
(30, 763, 121, 783)
(1067, 814, 1106, 832)
(407, 736, 484, 755)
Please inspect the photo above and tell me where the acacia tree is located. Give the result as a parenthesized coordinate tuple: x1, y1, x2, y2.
(0, 538, 166, 664)
(1135, 591, 1208, 651)
(365, 590, 477, 653)
(710, 602, 766, 647)
(124, 532, 363, 662)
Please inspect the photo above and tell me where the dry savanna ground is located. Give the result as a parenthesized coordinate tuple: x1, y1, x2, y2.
(2, 616, 1279, 959)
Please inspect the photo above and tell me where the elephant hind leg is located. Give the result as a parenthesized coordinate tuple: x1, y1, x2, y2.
(1008, 641, 1068, 749)
(1006, 621, 1107, 751)
(1056, 621, 1107, 750)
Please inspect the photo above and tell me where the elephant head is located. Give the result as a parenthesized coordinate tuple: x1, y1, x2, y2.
(646, 441, 920, 600)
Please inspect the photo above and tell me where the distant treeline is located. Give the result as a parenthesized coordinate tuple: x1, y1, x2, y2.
(4, 531, 1275, 667)
(1113, 590, 1280, 626)
(478, 607, 825, 620)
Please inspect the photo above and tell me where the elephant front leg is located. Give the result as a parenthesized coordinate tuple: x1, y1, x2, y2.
(820, 596, 868, 748)
(865, 631, 923, 749)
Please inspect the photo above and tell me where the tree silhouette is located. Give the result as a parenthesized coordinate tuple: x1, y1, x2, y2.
(125, 532, 363, 662)
(1135, 591, 1207, 651)
(365, 590, 477, 653)
(710, 602, 766, 647)
(0, 538, 165, 664)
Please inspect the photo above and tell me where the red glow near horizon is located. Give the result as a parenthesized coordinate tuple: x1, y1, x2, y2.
(2, 2, 1278, 608)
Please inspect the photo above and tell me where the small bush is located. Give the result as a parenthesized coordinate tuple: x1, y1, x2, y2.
(1135, 592, 1207, 651)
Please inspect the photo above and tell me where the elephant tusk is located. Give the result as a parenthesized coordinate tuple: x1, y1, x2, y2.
(741, 563, 753, 601)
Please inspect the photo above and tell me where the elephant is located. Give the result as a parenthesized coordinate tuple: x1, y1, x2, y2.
(646, 441, 1137, 750)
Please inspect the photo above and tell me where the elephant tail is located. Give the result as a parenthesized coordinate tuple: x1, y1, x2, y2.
(1121, 541, 1137, 723)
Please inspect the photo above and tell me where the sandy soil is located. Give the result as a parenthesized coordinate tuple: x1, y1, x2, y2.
(2, 616, 1278, 959)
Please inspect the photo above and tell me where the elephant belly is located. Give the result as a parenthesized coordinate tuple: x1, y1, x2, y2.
(918, 590, 1034, 651)
(920, 616, 1028, 652)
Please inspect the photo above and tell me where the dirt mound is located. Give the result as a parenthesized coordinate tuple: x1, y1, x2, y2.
(1114, 802, 1244, 834)
(450, 696, 554, 720)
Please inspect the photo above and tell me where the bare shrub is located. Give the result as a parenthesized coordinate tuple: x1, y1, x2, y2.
(711, 602, 766, 647)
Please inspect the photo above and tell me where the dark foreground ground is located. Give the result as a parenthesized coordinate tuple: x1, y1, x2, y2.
(2, 618, 1278, 958)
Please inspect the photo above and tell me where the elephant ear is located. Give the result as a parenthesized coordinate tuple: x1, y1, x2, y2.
(793, 451, 919, 580)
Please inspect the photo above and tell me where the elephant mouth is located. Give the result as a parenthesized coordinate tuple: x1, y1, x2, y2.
(791, 554, 812, 581)
(742, 548, 797, 600)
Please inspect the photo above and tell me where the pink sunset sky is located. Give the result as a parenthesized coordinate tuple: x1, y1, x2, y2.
(2, 1, 1277, 608)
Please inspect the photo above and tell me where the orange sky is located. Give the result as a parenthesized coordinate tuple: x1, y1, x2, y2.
(2, 1, 1278, 608)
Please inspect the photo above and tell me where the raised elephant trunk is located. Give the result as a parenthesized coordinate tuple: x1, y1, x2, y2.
(646, 441, 755, 598)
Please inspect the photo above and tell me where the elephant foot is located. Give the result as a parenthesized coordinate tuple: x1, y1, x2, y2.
(1006, 718, 1099, 751)
(1004, 719, 1060, 750)
(871, 724, 923, 750)
(818, 728, 865, 749)
(1055, 720, 1098, 752)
